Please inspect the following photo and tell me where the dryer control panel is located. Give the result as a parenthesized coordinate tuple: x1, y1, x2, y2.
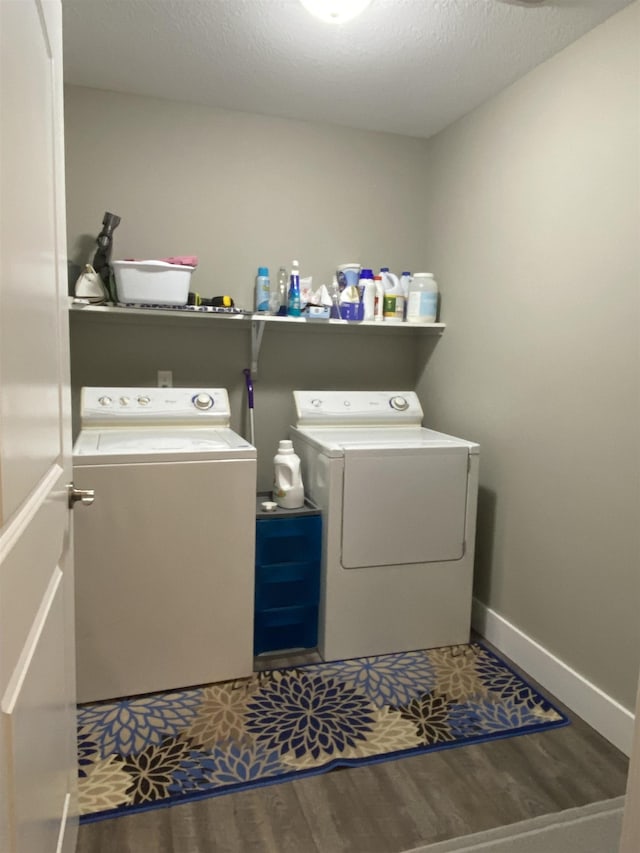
(293, 390, 424, 426)
(80, 387, 232, 427)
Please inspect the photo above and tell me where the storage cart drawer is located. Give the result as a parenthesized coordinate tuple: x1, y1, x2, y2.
(256, 516, 321, 567)
(254, 605, 319, 655)
(255, 561, 320, 610)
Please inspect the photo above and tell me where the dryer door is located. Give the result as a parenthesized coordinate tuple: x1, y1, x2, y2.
(341, 446, 469, 568)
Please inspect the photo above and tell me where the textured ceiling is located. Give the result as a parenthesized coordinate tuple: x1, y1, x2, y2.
(62, 0, 633, 139)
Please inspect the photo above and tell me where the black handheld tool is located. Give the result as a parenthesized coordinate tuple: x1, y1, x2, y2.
(92, 211, 121, 297)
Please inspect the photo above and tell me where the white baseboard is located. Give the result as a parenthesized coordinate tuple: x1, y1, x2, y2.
(471, 598, 635, 756)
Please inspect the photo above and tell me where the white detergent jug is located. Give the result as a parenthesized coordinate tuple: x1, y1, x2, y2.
(380, 268, 404, 323)
(273, 440, 304, 509)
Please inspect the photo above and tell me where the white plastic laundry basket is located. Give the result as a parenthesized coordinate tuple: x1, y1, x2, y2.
(113, 260, 194, 306)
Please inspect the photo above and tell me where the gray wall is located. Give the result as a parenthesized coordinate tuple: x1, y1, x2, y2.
(65, 87, 433, 486)
(418, 3, 640, 709)
(64, 86, 431, 305)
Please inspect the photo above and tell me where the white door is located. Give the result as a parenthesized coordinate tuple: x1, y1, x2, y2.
(619, 673, 640, 851)
(0, 2, 79, 852)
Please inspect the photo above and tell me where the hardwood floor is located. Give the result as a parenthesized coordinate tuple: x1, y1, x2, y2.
(76, 639, 629, 853)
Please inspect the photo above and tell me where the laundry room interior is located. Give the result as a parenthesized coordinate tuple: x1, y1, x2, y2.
(59, 0, 639, 848)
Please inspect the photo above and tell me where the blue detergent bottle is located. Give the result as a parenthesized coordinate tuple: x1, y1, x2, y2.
(255, 266, 270, 313)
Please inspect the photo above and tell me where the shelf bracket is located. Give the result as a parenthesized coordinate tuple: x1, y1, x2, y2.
(250, 319, 266, 378)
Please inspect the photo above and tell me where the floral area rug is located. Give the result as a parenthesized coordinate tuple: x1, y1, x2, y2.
(77, 642, 568, 823)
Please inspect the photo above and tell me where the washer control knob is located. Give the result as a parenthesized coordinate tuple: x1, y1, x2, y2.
(311, 399, 322, 407)
(193, 393, 214, 410)
(137, 395, 151, 406)
(389, 395, 409, 411)
(119, 396, 130, 406)
(98, 396, 112, 407)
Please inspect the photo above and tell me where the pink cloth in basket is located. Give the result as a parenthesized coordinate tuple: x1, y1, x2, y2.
(161, 256, 198, 267)
(124, 256, 199, 267)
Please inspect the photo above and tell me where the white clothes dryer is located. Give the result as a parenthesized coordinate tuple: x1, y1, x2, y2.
(289, 390, 480, 662)
(73, 387, 256, 703)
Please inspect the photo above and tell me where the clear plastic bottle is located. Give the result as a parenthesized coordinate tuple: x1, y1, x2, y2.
(400, 271, 412, 298)
(276, 266, 288, 316)
(255, 266, 270, 313)
(374, 274, 384, 321)
(406, 273, 438, 323)
(400, 271, 412, 319)
(273, 439, 304, 508)
(269, 270, 282, 315)
(329, 276, 341, 319)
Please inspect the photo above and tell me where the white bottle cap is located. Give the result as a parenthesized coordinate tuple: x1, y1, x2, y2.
(278, 439, 294, 453)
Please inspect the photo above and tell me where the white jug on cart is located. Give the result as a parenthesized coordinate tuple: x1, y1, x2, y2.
(273, 440, 304, 509)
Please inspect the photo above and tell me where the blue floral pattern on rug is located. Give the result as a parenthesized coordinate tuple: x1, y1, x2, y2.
(77, 642, 568, 823)
(201, 742, 286, 787)
(77, 727, 99, 778)
(245, 671, 376, 760)
(318, 650, 436, 708)
(77, 689, 203, 757)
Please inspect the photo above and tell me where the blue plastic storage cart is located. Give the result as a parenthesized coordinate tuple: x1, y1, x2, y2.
(254, 495, 321, 655)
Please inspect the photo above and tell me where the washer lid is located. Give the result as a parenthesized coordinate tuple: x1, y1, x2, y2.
(290, 426, 479, 458)
(73, 427, 256, 463)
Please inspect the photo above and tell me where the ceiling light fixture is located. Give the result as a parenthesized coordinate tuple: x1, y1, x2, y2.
(299, 0, 372, 24)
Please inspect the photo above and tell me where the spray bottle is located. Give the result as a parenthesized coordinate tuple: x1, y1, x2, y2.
(288, 260, 301, 317)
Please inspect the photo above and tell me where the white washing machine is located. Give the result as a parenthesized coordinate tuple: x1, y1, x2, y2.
(73, 387, 256, 703)
(290, 390, 480, 662)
